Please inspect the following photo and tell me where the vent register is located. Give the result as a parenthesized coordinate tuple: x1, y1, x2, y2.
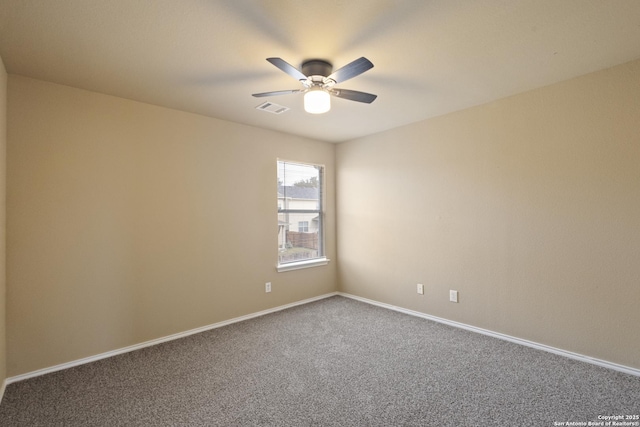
(256, 101, 290, 115)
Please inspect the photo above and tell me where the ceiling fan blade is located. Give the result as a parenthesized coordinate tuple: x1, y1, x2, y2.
(266, 58, 308, 82)
(325, 57, 374, 84)
(252, 89, 303, 97)
(330, 89, 377, 104)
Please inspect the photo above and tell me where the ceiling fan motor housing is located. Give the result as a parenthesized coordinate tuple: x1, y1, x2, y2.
(302, 59, 333, 79)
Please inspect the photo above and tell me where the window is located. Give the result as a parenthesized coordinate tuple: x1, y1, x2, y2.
(277, 160, 328, 271)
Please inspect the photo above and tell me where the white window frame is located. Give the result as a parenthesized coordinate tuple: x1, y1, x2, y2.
(277, 160, 329, 272)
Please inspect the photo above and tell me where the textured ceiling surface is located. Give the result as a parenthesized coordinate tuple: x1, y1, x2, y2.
(1, 0, 640, 142)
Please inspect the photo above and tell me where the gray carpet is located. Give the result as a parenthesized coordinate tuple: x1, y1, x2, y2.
(0, 296, 638, 426)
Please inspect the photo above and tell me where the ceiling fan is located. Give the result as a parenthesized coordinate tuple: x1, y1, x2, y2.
(253, 57, 377, 114)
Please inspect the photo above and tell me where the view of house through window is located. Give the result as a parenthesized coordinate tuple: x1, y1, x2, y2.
(277, 160, 324, 265)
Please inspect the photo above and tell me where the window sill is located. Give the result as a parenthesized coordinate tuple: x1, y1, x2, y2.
(277, 257, 330, 272)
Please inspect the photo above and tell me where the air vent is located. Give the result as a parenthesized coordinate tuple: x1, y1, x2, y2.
(256, 102, 290, 115)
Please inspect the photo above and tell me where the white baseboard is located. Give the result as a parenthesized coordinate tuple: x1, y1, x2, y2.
(338, 292, 640, 378)
(0, 379, 6, 405)
(6, 292, 339, 385)
(6, 290, 637, 388)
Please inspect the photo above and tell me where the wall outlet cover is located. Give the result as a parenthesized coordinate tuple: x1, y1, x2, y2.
(449, 290, 458, 303)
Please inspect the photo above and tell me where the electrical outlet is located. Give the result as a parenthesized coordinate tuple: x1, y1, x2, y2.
(417, 283, 424, 295)
(449, 290, 458, 303)
(265, 282, 271, 293)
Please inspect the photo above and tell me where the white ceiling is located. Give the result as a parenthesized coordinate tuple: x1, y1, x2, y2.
(1, 0, 640, 143)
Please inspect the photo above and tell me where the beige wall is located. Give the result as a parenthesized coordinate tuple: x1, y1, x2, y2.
(336, 59, 640, 369)
(5, 58, 640, 378)
(0, 56, 7, 388)
(6, 75, 336, 376)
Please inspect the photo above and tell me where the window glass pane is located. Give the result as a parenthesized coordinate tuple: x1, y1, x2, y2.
(278, 213, 319, 263)
(277, 161, 320, 204)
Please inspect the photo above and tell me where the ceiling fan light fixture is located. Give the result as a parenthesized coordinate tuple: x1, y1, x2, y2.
(304, 87, 331, 114)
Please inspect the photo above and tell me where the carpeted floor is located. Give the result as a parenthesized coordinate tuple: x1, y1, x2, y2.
(0, 295, 638, 426)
